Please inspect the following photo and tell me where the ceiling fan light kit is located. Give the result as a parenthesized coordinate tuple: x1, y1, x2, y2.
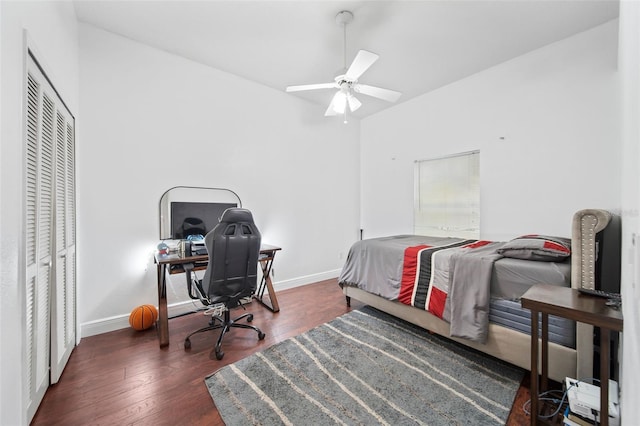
(285, 10, 401, 123)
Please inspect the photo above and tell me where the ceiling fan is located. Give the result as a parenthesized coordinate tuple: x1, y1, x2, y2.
(285, 10, 402, 123)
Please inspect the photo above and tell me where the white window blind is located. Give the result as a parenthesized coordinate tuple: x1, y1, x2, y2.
(414, 151, 480, 239)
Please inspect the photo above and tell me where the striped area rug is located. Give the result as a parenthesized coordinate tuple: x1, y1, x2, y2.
(205, 306, 524, 425)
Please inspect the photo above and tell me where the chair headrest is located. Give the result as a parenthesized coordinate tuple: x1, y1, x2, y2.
(220, 208, 254, 224)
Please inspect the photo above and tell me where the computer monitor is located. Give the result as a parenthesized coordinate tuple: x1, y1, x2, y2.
(170, 201, 237, 239)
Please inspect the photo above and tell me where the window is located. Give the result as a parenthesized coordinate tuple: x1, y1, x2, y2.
(414, 151, 480, 239)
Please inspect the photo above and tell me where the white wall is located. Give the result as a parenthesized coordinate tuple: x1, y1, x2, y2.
(361, 17, 640, 423)
(360, 20, 621, 241)
(618, 1, 640, 422)
(1, 5, 633, 424)
(0, 2, 79, 424)
(77, 24, 360, 336)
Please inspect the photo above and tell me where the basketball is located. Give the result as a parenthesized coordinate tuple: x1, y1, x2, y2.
(129, 305, 157, 331)
(143, 304, 158, 322)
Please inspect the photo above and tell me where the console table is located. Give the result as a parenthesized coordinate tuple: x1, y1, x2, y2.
(154, 244, 281, 348)
(521, 284, 623, 426)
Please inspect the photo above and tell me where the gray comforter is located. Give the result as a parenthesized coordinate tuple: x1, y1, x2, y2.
(338, 235, 505, 343)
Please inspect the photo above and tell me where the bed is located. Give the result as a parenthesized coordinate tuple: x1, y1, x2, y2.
(338, 210, 618, 382)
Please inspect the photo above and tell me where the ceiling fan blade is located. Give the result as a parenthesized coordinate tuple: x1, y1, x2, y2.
(345, 50, 379, 81)
(286, 82, 337, 92)
(347, 94, 362, 112)
(355, 84, 402, 103)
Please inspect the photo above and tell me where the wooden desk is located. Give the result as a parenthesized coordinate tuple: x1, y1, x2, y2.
(154, 244, 281, 348)
(254, 245, 282, 312)
(521, 284, 623, 426)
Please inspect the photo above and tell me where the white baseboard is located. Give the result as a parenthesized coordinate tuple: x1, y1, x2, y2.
(80, 313, 131, 338)
(79, 299, 208, 338)
(272, 269, 341, 291)
(79, 269, 341, 339)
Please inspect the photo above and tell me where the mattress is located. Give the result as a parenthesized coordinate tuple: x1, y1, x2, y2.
(490, 257, 572, 299)
(489, 298, 576, 348)
(489, 259, 573, 348)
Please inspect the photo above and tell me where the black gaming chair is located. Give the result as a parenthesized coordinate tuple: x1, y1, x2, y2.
(184, 208, 265, 359)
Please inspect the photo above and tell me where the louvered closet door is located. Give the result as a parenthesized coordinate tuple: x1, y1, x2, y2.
(25, 61, 54, 422)
(24, 52, 76, 421)
(51, 101, 76, 384)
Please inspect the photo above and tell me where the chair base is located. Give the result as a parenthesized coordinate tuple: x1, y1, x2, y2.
(184, 308, 265, 360)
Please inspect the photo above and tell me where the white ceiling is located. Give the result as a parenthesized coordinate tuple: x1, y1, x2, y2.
(73, 0, 619, 119)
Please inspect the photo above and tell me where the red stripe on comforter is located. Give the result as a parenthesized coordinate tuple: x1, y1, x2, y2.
(427, 286, 447, 318)
(462, 240, 492, 250)
(398, 245, 431, 305)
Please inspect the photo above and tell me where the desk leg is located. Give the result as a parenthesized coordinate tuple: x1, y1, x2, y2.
(600, 328, 610, 426)
(530, 309, 539, 426)
(157, 263, 169, 348)
(254, 255, 280, 313)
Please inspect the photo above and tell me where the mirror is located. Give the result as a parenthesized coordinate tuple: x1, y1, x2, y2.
(159, 186, 242, 240)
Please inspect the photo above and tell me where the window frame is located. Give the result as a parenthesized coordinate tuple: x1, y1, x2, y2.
(413, 150, 480, 239)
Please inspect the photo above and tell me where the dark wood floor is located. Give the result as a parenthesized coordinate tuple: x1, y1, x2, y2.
(32, 279, 532, 425)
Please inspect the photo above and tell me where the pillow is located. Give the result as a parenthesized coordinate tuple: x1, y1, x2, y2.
(496, 234, 571, 261)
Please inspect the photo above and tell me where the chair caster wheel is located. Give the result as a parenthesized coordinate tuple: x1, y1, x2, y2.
(215, 350, 224, 360)
(247, 314, 253, 322)
(258, 331, 265, 340)
(184, 339, 191, 349)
